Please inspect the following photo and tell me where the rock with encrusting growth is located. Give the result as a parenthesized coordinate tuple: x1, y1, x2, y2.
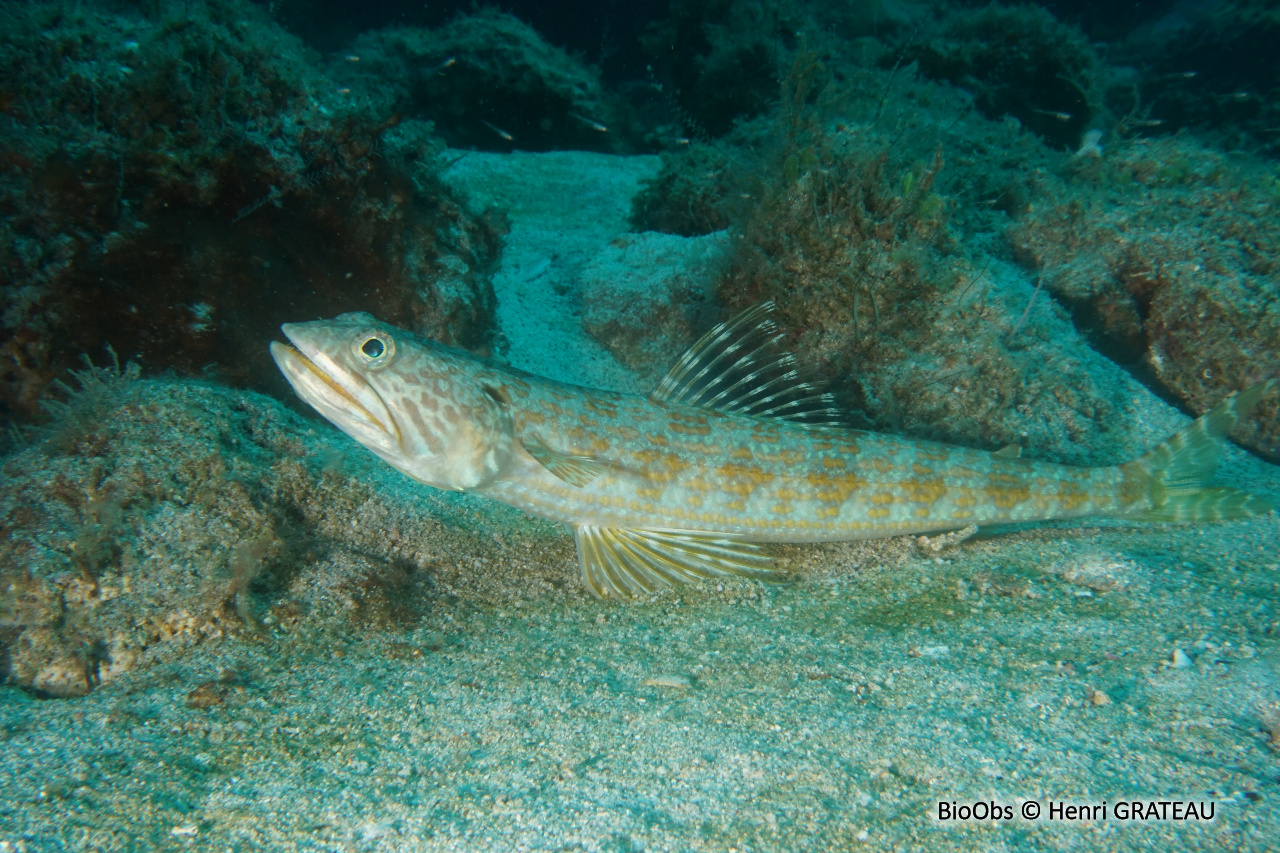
(334, 10, 625, 154)
(0, 365, 566, 696)
(0, 0, 500, 427)
(906, 4, 1100, 149)
(1010, 135, 1280, 461)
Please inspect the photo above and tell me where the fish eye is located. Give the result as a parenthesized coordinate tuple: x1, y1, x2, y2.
(353, 330, 395, 369)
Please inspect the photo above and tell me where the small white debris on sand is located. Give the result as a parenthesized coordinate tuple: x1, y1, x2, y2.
(1061, 555, 1132, 592)
(1074, 128, 1104, 159)
(643, 675, 692, 689)
(914, 525, 978, 554)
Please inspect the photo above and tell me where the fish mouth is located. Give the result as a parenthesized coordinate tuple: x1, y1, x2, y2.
(270, 328, 399, 447)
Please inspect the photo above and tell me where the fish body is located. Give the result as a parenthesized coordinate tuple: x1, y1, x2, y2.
(482, 384, 1126, 540)
(272, 306, 1275, 599)
(481, 119, 514, 142)
(569, 112, 609, 133)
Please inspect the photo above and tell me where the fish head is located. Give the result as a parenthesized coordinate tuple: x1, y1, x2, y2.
(271, 312, 515, 491)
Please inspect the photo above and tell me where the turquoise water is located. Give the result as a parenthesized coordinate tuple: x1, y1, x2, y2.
(2, 1, 1278, 850)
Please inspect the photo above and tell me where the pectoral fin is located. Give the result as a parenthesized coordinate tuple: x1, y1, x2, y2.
(575, 525, 784, 601)
(523, 438, 608, 487)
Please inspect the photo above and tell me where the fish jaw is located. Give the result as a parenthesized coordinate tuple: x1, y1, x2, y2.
(270, 332, 400, 458)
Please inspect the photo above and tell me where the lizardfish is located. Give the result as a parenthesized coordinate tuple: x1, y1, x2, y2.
(270, 304, 1275, 600)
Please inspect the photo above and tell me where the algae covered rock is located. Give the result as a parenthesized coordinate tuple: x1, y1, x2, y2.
(907, 3, 1100, 149)
(0, 360, 562, 697)
(630, 143, 736, 237)
(0, 0, 500, 425)
(1010, 136, 1280, 460)
(639, 0, 802, 138)
(624, 43, 1151, 463)
(705, 125, 1135, 464)
(335, 10, 623, 153)
(1, 365, 293, 696)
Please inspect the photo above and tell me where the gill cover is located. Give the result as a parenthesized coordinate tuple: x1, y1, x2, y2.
(271, 313, 516, 491)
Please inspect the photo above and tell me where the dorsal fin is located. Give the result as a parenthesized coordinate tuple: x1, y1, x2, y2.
(650, 302, 843, 425)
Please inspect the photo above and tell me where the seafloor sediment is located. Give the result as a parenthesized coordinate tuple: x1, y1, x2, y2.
(3, 516, 1279, 852)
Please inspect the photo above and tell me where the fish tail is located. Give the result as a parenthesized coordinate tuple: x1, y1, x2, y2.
(1122, 379, 1277, 522)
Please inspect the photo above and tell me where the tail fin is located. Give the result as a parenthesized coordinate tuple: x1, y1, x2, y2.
(1123, 379, 1277, 523)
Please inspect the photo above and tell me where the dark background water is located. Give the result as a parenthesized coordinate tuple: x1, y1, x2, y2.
(267, 0, 1185, 80)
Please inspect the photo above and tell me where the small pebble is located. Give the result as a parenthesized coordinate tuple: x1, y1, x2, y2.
(185, 681, 227, 709)
(1171, 649, 1192, 669)
(1090, 689, 1111, 706)
(643, 675, 692, 689)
